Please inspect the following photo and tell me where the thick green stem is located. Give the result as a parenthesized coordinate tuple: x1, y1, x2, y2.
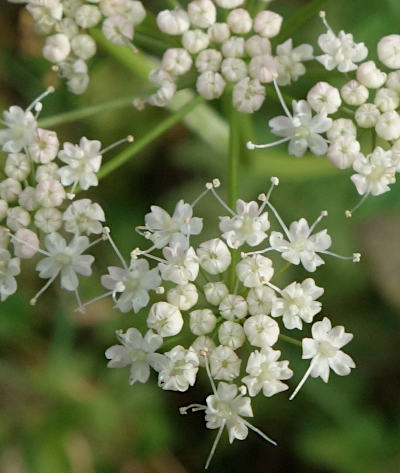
(279, 334, 302, 348)
(38, 96, 135, 128)
(98, 95, 204, 180)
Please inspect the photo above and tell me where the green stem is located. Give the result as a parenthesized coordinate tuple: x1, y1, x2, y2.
(38, 95, 135, 128)
(98, 95, 204, 180)
(279, 334, 302, 348)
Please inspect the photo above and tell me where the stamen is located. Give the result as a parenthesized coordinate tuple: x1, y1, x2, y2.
(246, 136, 291, 150)
(345, 192, 369, 217)
(308, 210, 328, 235)
(30, 274, 58, 305)
(209, 187, 236, 216)
(191, 179, 221, 208)
(179, 404, 207, 415)
(320, 250, 359, 261)
(319, 10, 334, 34)
(273, 79, 292, 119)
(100, 135, 134, 155)
(124, 38, 138, 54)
(202, 352, 217, 396)
(242, 420, 277, 446)
(103, 227, 128, 269)
(77, 291, 114, 312)
(259, 177, 280, 214)
(156, 286, 165, 294)
(205, 422, 225, 470)
(243, 247, 274, 257)
(266, 281, 283, 295)
(86, 236, 104, 250)
(26, 86, 55, 112)
(8, 231, 50, 257)
(263, 200, 291, 241)
(34, 102, 43, 119)
(74, 289, 85, 313)
(289, 359, 315, 401)
(140, 251, 166, 264)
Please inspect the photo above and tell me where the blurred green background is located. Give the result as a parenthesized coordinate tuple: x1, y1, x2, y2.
(1, 0, 400, 472)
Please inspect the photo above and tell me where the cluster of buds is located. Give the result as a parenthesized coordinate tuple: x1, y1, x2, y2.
(248, 12, 400, 215)
(0, 89, 133, 306)
(103, 178, 358, 467)
(138, 0, 313, 112)
(14, 0, 146, 93)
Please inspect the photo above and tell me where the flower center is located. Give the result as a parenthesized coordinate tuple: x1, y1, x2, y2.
(318, 341, 337, 358)
(54, 252, 72, 267)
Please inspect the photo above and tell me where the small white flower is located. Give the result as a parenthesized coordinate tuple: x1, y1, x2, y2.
(0, 178, 22, 203)
(70, 34, 97, 60)
(374, 88, 399, 113)
(375, 111, 400, 141)
(242, 348, 293, 397)
(197, 238, 231, 275)
(196, 48, 223, 72)
(208, 22, 230, 43)
(236, 254, 274, 288)
(245, 35, 271, 57)
(190, 336, 216, 366)
(34, 207, 63, 233)
(157, 9, 190, 36)
(35, 179, 66, 208)
(5, 153, 31, 181)
(307, 82, 341, 114)
(58, 137, 102, 191)
(377, 34, 400, 69)
(327, 136, 361, 170)
(386, 70, 400, 93)
(147, 301, 184, 337)
(162, 48, 193, 76)
(209, 345, 241, 381)
(28, 128, 59, 163)
(214, 0, 244, 9)
(196, 71, 226, 100)
(159, 243, 199, 285)
(182, 29, 210, 54)
(221, 58, 247, 83)
(188, 0, 216, 28)
(218, 321, 245, 349)
(357, 61, 387, 89)
(190, 308, 217, 335)
(0, 105, 37, 153)
(36, 232, 94, 291)
(351, 147, 396, 196)
(219, 294, 247, 320)
(269, 218, 332, 272)
(13, 229, 39, 259)
(0, 248, 20, 301)
(63, 199, 105, 235)
(227, 8, 252, 35)
(74, 4, 101, 28)
(271, 278, 324, 330)
(249, 54, 278, 83)
(247, 286, 275, 316)
(36, 161, 61, 182)
(27, 0, 63, 34)
(232, 77, 265, 114)
(243, 314, 279, 348)
(221, 36, 245, 58)
(219, 199, 270, 248)
(253, 10, 283, 38)
(167, 283, 198, 311)
(155, 345, 199, 392)
(7, 206, 31, 231)
(105, 328, 163, 385)
(42, 33, 71, 63)
(276, 39, 313, 86)
(340, 80, 369, 106)
(355, 103, 380, 128)
(204, 281, 229, 306)
(102, 16, 134, 45)
(326, 118, 357, 142)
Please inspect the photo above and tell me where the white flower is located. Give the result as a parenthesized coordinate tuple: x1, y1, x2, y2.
(70, 34, 97, 60)
(190, 309, 217, 335)
(74, 4, 101, 28)
(357, 61, 386, 89)
(227, 8, 252, 34)
(167, 283, 198, 311)
(147, 70, 176, 107)
(36, 232, 94, 291)
(355, 103, 380, 128)
(13, 229, 39, 259)
(27, 0, 63, 34)
(327, 136, 361, 170)
(125, 0, 146, 25)
(377, 34, 400, 69)
(253, 10, 283, 38)
(35, 179, 66, 208)
(196, 71, 226, 100)
(243, 314, 279, 348)
(197, 238, 231, 275)
(232, 77, 265, 114)
(307, 82, 341, 115)
(271, 278, 323, 330)
(188, 0, 216, 28)
(249, 54, 278, 83)
(236, 255, 274, 288)
(340, 80, 369, 106)
(36, 162, 61, 182)
(34, 207, 63, 233)
(105, 328, 163, 385)
(5, 153, 31, 181)
(0, 178, 21, 203)
(374, 88, 399, 113)
(375, 111, 400, 141)
(182, 29, 210, 54)
(42, 33, 71, 63)
(196, 48, 223, 72)
(219, 199, 270, 249)
(0, 106, 37, 153)
(101, 259, 161, 313)
(269, 218, 332, 272)
(218, 321, 245, 349)
(159, 243, 199, 285)
(386, 70, 400, 93)
(28, 128, 59, 163)
(62, 59, 89, 94)
(268, 100, 332, 157)
(327, 118, 357, 142)
(209, 345, 241, 381)
(276, 39, 313, 86)
(147, 301, 184, 337)
(290, 317, 355, 400)
(242, 348, 293, 397)
(157, 9, 190, 36)
(155, 345, 199, 392)
(102, 16, 134, 45)
(247, 286, 275, 316)
(7, 206, 31, 231)
(219, 294, 247, 320)
(190, 336, 216, 366)
(221, 36, 245, 58)
(214, 0, 244, 8)
(162, 48, 193, 76)
(0, 248, 20, 301)
(143, 199, 203, 249)
(245, 35, 271, 57)
(351, 147, 396, 196)
(208, 22, 230, 43)
(58, 137, 102, 190)
(221, 58, 247, 83)
(63, 199, 105, 235)
(204, 281, 229, 305)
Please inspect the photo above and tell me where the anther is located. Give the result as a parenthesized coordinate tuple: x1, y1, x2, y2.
(319, 10, 326, 18)
(246, 141, 256, 150)
(353, 253, 361, 263)
(258, 193, 267, 202)
(30, 298, 37, 306)
(206, 182, 213, 189)
(127, 135, 134, 143)
(212, 178, 221, 188)
(156, 286, 165, 294)
(321, 210, 328, 217)
(345, 210, 352, 218)
(271, 176, 279, 186)
(131, 248, 141, 259)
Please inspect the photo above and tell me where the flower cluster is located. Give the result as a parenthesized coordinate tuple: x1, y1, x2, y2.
(15, 0, 146, 93)
(138, 1, 313, 113)
(0, 90, 132, 307)
(104, 178, 357, 466)
(248, 12, 400, 215)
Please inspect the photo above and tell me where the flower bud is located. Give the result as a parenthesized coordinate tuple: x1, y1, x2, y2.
(227, 8, 252, 34)
(249, 54, 278, 83)
(233, 77, 265, 114)
(7, 206, 30, 231)
(190, 309, 217, 335)
(219, 294, 247, 320)
(236, 255, 274, 287)
(162, 48, 192, 76)
(102, 16, 134, 45)
(340, 80, 369, 106)
(74, 5, 101, 28)
(355, 103, 380, 128)
(157, 9, 190, 35)
(188, 0, 216, 28)
(0, 178, 21, 202)
(245, 35, 271, 57)
(43, 33, 71, 63)
(221, 36, 245, 58)
(125, 0, 146, 25)
(197, 238, 231, 274)
(36, 163, 60, 182)
(196, 71, 226, 99)
(190, 336, 216, 366)
(386, 71, 400, 93)
(375, 111, 400, 141)
(208, 23, 230, 43)
(13, 228, 39, 259)
(57, 18, 79, 39)
(147, 301, 184, 337)
(71, 34, 97, 60)
(253, 10, 283, 38)
(247, 286, 275, 316)
(244, 314, 279, 348)
(307, 81, 341, 114)
(374, 87, 399, 112)
(221, 58, 247, 82)
(19, 187, 39, 212)
(35, 179, 66, 208)
(218, 321, 245, 349)
(356, 61, 387, 89)
(29, 128, 59, 164)
(0, 200, 8, 221)
(327, 118, 357, 141)
(5, 153, 31, 181)
(167, 283, 198, 311)
(377, 34, 400, 69)
(214, 0, 244, 8)
(327, 136, 360, 169)
(183, 29, 209, 54)
(34, 207, 63, 233)
(195, 48, 222, 72)
(204, 281, 229, 305)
